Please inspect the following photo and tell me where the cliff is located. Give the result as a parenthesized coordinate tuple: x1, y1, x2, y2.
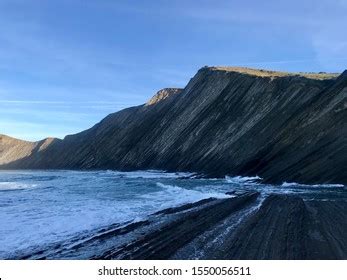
(0, 66, 346, 185)
(0, 135, 61, 166)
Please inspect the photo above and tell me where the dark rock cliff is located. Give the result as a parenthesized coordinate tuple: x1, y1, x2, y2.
(1, 67, 346, 185)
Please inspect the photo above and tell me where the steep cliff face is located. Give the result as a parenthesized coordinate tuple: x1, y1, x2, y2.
(0, 67, 346, 185)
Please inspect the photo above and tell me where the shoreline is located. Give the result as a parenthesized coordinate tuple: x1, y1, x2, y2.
(0, 168, 345, 188)
(16, 191, 347, 260)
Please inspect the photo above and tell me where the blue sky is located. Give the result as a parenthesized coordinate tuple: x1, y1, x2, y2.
(0, 0, 346, 141)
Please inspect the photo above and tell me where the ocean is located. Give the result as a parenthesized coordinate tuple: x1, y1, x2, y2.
(0, 170, 345, 259)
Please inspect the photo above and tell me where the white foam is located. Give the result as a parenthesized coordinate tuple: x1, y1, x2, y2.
(281, 182, 298, 187)
(140, 182, 229, 210)
(281, 182, 345, 188)
(225, 175, 262, 184)
(103, 170, 195, 179)
(0, 182, 38, 191)
(156, 182, 228, 198)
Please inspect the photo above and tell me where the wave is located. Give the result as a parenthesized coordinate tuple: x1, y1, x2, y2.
(102, 170, 195, 179)
(281, 182, 345, 188)
(137, 182, 229, 211)
(225, 175, 262, 184)
(155, 182, 228, 199)
(156, 182, 228, 198)
(0, 182, 38, 191)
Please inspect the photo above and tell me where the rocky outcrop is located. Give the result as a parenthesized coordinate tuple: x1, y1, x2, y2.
(0, 66, 346, 185)
(145, 88, 182, 106)
(17, 193, 347, 260)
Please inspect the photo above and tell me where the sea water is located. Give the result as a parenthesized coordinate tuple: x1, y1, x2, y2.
(0, 170, 345, 259)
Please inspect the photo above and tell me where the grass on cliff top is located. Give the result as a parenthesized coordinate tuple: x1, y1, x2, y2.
(207, 66, 339, 80)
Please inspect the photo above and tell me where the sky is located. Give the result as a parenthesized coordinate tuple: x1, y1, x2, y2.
(0, 0, 346, 141)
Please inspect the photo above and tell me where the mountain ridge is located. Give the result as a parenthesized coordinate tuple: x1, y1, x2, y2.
(0, 66, 346, 185)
